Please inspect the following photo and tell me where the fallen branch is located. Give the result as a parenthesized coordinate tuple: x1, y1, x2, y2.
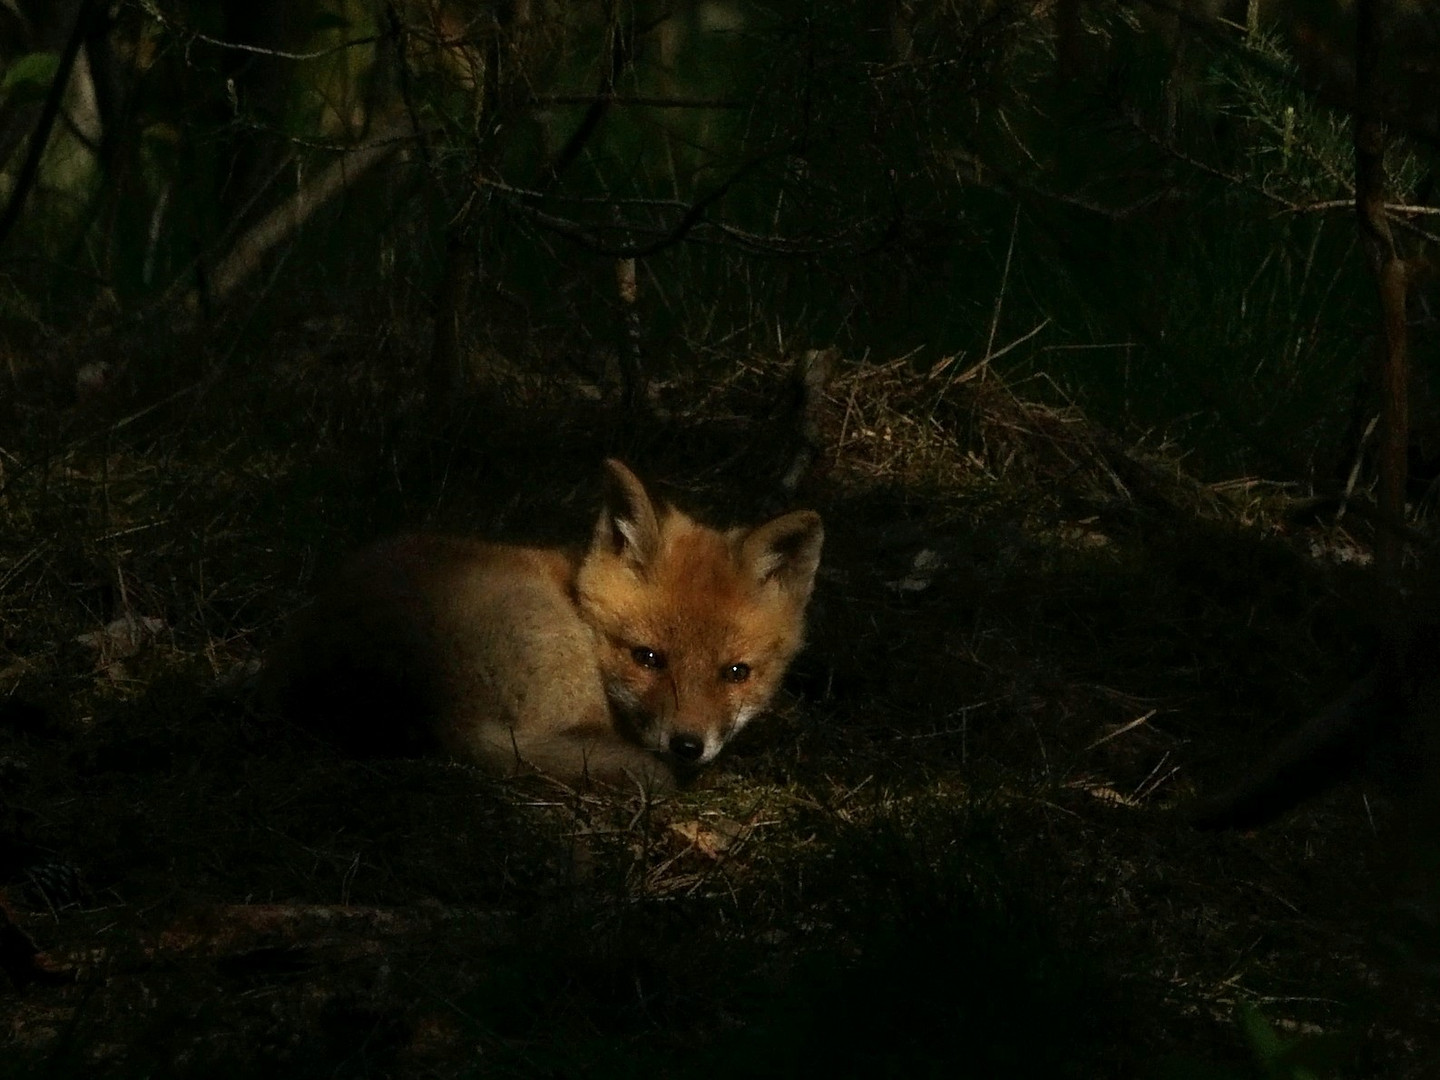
(1189, 673, 1385, 829)
(184, 114, 415, 318)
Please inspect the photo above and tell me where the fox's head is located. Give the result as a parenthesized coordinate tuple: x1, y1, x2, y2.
(575, 459, 823, 771)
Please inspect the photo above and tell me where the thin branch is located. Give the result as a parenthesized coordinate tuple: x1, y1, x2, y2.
(1121, 109, 1301, 213)
(1282, 198, 1440, 247)
(539, 5, 633, 191)
(530, 94, 746, 109)
(981, 205, 1022, 374)
(488, 172, 898, 262)
(1123, 109, 1440, 247)
(1289, 199, 1440, 217)
(141, 5, 382, 63)
(387, 1, 433, 172)
(227, 123, 418, 156)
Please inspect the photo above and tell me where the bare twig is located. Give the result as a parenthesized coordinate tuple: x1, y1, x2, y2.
(539, 3, 653, 191)
(489, 148, 778, 259)
(531, 94, 745, 109)
(141, 5, 381, 62)
(980, 205, 1022, 376)
(1290, 199, 1440, 218)
(1087, 710, 1158, 752)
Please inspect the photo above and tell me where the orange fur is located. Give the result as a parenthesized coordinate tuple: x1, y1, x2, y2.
(265, 460, 823, 790)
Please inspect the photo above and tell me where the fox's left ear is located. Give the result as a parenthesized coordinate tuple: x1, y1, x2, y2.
(741, 511, 823, 596)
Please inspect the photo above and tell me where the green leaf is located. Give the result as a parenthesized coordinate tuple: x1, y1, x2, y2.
(1236, 1003, 1286, 1066)
(2, 50, 60, 93)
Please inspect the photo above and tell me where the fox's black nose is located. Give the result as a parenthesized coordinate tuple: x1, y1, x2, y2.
(669, 733, 705, 762)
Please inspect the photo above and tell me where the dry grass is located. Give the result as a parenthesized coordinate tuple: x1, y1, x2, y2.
(0, 328, 1434, 1078)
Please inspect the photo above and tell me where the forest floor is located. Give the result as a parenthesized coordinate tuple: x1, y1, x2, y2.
(1, 321, 1435, 1078)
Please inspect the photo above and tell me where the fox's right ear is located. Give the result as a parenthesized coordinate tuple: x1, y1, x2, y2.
(593, 459, 662, 568)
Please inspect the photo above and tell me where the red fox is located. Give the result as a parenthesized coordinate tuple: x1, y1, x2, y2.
(266, 460, 823, 789)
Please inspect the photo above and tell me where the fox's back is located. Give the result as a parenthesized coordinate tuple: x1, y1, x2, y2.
(267, 534, 606, 759)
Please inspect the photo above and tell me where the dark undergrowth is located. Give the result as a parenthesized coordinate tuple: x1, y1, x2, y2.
(1, 325, 1435, 1078)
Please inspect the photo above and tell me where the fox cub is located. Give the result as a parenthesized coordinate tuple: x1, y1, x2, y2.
(266, 460, 823, 789)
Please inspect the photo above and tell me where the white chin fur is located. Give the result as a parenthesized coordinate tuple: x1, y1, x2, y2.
(732, 704, 762, 732)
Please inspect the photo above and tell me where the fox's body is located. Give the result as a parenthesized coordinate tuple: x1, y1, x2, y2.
(266, 461, 823, 789)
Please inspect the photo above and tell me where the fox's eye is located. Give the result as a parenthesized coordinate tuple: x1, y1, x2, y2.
(631, 646, 666, 670)
(721, 662, 751, 684)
